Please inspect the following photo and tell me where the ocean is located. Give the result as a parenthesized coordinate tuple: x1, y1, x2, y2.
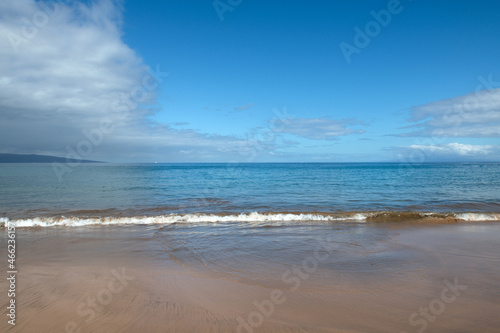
(1, 162, 499, 226)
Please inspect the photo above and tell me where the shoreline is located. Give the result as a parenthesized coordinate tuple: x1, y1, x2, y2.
(2, 210, 500, 228)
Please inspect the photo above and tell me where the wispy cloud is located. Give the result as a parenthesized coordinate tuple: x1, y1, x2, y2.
(233, 102, 254, 112)
(276, 118, 364, 140)
(399, 88, 500, 137)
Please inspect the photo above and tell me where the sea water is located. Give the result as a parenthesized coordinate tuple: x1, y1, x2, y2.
(1, 162, 499, 226)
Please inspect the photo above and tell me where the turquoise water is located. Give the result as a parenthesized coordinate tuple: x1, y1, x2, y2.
(1, 163, 499, 222)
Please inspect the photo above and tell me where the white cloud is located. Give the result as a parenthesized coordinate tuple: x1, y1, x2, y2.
(390, 143, 500, 162)
(0, 1, 146, 151)
(407, 143, 495, 156)
(400, 88, 500, 137)
(0, 0, 273, 162)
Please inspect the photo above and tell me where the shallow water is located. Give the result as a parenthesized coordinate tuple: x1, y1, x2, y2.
(153, 221, 438, 292)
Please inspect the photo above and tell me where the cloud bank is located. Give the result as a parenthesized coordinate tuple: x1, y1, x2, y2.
(0, 0, 257, 162)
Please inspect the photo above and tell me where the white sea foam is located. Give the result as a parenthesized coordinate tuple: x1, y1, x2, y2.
(1, 211, 498, 228)
(455, 212, 500, 221)
(0, 212, 367, 228)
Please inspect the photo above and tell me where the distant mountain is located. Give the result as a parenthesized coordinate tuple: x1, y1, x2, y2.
(0, 153, 103, 163)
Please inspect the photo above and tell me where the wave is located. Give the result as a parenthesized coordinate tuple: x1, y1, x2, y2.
(1, 211, 500, 228)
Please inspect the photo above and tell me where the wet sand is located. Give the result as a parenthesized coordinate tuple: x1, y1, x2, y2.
(1, 221, 500, 332)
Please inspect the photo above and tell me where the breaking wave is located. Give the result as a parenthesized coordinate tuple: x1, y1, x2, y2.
(1, 211, 499, 228)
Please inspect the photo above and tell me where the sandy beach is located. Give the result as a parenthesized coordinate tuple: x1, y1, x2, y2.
(1, 221, 500, 332)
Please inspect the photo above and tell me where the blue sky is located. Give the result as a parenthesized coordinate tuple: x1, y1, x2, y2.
(1, 0, 499, 162)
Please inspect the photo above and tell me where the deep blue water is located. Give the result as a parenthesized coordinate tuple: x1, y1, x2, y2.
(1, 162, 499, 218)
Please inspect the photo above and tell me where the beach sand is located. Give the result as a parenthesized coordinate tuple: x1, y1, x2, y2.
(1, 222, 500, 332)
